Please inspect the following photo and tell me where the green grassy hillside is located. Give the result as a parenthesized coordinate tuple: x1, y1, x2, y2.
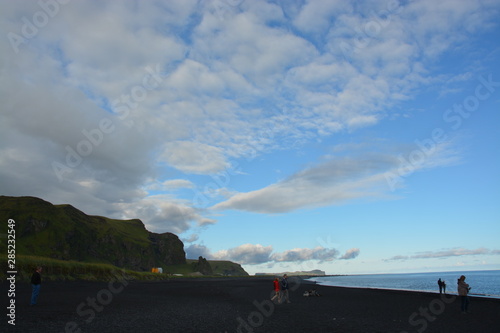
(0, 196, 185, 271)
(0, 196, 248, 280)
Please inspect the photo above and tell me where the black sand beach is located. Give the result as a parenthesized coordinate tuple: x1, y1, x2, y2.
(3, 276, 499, 332)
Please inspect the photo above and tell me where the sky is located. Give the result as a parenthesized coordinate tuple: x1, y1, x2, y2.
(1, 0, 499, 275)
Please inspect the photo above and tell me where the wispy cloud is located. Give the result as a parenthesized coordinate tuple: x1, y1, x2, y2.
(212, 140, 460, 214)
(385, 248, 500, 261)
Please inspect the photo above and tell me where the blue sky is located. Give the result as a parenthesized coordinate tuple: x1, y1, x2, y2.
(1, 0, 499, 275)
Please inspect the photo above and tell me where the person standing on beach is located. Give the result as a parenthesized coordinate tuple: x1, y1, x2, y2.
(281, 274, 291, 303)
(437, 278, 443, 294)
(271, 278, 281, 303)
(30, 266, 42, 305)
(457, 275, 471, 313)
(442, 280, 446, 294)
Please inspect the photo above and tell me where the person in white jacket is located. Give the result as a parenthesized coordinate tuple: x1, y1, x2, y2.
(457, 275, 471, 313)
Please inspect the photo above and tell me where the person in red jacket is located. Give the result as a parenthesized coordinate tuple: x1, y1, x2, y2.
(271, 278, 281, 303)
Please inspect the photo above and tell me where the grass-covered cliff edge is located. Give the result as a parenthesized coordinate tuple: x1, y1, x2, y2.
(0, 196, 248, 280)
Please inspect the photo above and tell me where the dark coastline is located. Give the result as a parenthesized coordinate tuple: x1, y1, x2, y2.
(3, 276, 499, 332)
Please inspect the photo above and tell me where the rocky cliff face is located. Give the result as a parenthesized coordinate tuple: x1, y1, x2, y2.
(148, 232, 187, 266)
(192, 256, 214, 275)
(0, 196, 186, 271)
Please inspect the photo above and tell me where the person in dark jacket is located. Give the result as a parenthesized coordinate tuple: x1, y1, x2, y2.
(30, 266, 42, 305)
(457, 275, 471, 313)
(281, 274, 291, 303)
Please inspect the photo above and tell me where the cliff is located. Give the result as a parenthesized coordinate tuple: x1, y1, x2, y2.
(0, 196, 186, 271)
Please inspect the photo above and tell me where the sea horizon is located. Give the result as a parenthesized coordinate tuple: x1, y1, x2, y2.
(309, 269, 500, 299)
(320, 268, 500, 277)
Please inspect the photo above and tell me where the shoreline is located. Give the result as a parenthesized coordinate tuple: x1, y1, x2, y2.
(308, 282, 500, 300)
(305, 271, 500, 300)
(3, 277, 499, 332)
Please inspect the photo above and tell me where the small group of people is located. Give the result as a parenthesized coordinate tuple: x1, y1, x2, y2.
(270, 273, 472, 313)
(271, 274, 291, 304)
(437, 275, 471, 313)
(270, 274, 323, 303)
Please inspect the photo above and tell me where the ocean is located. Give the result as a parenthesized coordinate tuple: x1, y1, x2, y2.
(308, 270, 500, 298)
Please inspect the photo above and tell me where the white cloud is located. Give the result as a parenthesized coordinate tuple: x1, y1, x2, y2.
(160, 141, 229, 175)
(162, 179, 195, 190)
(386, 248, 500, 261)
(293, 0, 351, 34)
(182, 233, 199, 243)
(212, 139, 461, 214)
(197, 243, 358, 265)
(212, 244, 274, 265)
(340, 248, 361, 260)
(116, 195, 216, 234)
(185, 243, 212, 260)
(192, 4, 318, 85)
(271, 247, 339, 263)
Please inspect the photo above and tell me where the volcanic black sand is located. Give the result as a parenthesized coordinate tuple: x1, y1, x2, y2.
(3, 276, 500, 332)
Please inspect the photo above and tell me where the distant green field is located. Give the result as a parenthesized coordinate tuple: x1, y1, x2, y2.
(0, 255, 170, 282)
(0, 255, 249, 282)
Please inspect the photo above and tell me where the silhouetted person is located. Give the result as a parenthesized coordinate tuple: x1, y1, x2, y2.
(437, 278, 443, 294)
(30, 266, 42, 305)
(442, 280, 446, 294)
(281, 274, 291, 303)
(457, 275, 471, 313)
